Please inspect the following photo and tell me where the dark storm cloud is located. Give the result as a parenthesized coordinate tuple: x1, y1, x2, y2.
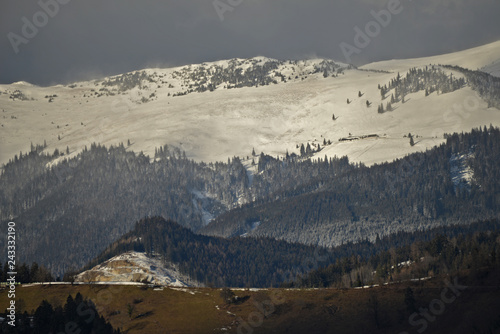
(1, 0, 499, 85)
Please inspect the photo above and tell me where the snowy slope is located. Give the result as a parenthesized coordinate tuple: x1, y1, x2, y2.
(481, 59, 500, 78)
(362, 40, 500, 74)
(1, 41, 500, 168)
(75, 251, 201, 287)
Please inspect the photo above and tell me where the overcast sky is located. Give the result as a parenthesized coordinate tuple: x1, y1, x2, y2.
(1, 0, 499, 86)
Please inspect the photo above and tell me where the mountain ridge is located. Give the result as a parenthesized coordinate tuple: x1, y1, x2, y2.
(1, 127, 499, 277)
(1, 42, 500, 278)
(1, 41, 500, 167)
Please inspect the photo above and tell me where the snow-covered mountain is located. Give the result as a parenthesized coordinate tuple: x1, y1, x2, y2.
(1, 41, 500, 168)
(76, 251, 201, 287)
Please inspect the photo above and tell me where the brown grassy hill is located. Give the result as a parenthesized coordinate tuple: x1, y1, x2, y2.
(1, 268, 499, 334)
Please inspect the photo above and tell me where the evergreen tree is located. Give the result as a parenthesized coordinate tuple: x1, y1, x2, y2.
(306, 143, 312, 155)
(404, 287, 416, 314)
(17, 263, 30, 283)
(33, 300, 54, 334)
(30, 262, 39, 282)
(64, 295, 78, 322)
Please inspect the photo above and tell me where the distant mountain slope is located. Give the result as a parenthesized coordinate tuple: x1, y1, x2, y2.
(79, 217, 500, 289)
(1, 41, 500, 167)
(1, 128, 500, 277)
(362, 40, 500, 74)
(0, 144, 252, 275)
(1, 42, 500, 279)
(81, 216, 335, 288)
(200, 127, 500, 246)
(0, 57, 349, 165)
(482, 59, 500, 77)
(291, 219, 500, 288)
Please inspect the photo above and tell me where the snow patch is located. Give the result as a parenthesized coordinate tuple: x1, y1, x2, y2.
(76, 251, 202, 287)
(11, 81, 36, 87)
(191, 189, 216, 226)
(450, 153, 474, 191)
(240, 221, 260, 237)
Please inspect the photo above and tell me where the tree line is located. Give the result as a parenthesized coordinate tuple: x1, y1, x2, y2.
(377, 66, 466, 113)
(0, 261, 53, 283)
(82, 217, 500, 288)
(201, 126, 500, 247)
(0, 293, 119, 334)
(442, 64, 500, 109)
(81, 216, 333, 288)
(0, 139, 356, 277)
(288, 218, 500, 288)
(2, 127, 500, 278)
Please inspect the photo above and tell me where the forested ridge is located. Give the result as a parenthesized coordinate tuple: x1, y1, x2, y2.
(442, 65, 500, 109)
(289, 220, 500, 288)
(82, 217, 500, 288)
(69, 57, 348, 101)
(1, 127, 500, 277)
(0, 261, 53, 283)
(0, 141, 355, 276)
(376, 66, 466, 113)
(201, 126, 500, 246)
(82, 216, 333, 288)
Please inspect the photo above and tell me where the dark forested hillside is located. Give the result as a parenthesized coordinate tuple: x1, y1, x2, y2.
(0, 141, 356, 276)
(290, 220, 500, 289)
(1, 127, 500, 277)
(82, 216, 335, 288)
(0, 139, 359, 276)
(85, 217, 500, 288)
(201, 126, 500, 245)
(0, 144, 248, 275)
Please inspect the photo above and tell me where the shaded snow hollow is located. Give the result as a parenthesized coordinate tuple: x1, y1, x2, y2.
(450, 153, 474, 192)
